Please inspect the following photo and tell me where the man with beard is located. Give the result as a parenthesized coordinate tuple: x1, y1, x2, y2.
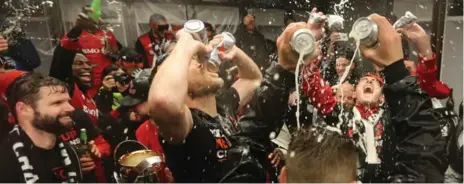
(50, 46, 111, 182)
(148, 30, 263, 182)
(0, 73, 82, 182)
(135, 13, 174, 68)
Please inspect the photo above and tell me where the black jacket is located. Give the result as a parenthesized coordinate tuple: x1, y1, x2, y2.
(234, 25, 272, 74)
(234, 62, 295, 181)
(382, 60, 448, 182)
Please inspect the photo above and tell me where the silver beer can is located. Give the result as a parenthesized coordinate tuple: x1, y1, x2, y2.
(291, 29, 316, 57)
(218, 32, 235, 52)
(351, 17, 378, 48)
(393, 11, 417, 29)
(184, 20, 208, 44)
(206, 48, 221, 72)
(327, 14, 344, 32)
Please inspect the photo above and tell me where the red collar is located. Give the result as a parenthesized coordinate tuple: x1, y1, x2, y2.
(356, 104, 379, 119)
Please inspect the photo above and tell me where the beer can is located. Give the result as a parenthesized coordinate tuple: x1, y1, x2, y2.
(393, 11, 417, 29)
(291, 29, 316, 57)
(206, 48, 221, 72)
(309, 13, 327, 25)
(184, 19, 208, 44)
(217, 32, 235, 52)
(351, 17, 378, 48)
(327, 15, 344, 32)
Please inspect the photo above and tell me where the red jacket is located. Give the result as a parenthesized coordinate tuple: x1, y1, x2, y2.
(70, 83, 99, 127)
(61, 29, 118, 98)
(301, 60, 337, 116)
(136, 120, 164, 155)
(416, 53, 451, 99)
(136, 32, 174, 67)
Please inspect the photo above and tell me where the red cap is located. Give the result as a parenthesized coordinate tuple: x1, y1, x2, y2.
(0, 70, 27, 97)
(365, 73, 384, 86)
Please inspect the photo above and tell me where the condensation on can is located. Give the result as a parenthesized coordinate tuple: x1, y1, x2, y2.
(184, 19, 208, 44)
(291, 29, 316, 57)
(352, 17, 378, 48)
(218, 32, 235, 52)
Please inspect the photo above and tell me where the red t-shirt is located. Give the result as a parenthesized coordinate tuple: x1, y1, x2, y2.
(136, 120, 163, 154)
(70, 83, 99, 127)
(61, 29, 118, 97)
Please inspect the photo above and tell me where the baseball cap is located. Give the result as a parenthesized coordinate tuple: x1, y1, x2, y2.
(120, 68, 151, 107)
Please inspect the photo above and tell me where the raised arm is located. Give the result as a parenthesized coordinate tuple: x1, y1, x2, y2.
(148, 30, 210, 144)
(213, 36, 262, 110)
(397, 23, 451, 99)
(361, 14, 447, 183)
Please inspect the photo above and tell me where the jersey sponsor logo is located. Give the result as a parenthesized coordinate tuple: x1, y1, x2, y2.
(60, 129, 77, 142)
(83, 105, 99, 118)
(82, 48, 101, 54)
(210, 128, 230, 161)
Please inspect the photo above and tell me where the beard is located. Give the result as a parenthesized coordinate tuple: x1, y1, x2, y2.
(32, 110, 72, 135)
(188, 76, 224, 98)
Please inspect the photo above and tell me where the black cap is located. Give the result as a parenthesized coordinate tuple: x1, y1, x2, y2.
(120, 69, 151, 107)
(118, 48, 143, 62)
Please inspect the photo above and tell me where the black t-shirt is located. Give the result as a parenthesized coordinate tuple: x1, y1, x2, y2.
(160, 88, 240, 182)
(0, 130, 67, 182)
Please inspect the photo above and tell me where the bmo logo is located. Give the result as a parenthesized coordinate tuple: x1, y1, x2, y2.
(83, 105, 99, 118)
(82, 48, 101, 54)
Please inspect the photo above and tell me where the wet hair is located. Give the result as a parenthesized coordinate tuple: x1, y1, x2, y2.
(149, 13, 167, 24)
(101, 64, 127, 82)
(286, 126, 357, 183)
(335, 46, 354, 61)
(6, 72, 68, 118)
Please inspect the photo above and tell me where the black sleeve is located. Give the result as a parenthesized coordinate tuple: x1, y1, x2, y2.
(382, 60, 448, 183)
(236, 63, 295, 149)
(8, 38, 41, 71)
(0, 102, 12, 141)
(71, 109, 99, 141)
(159, 116, 217, 183)
(216, 87, 240, 116)
(0, 139, 22, 182)
(49, 45, 76, 94)
(135, 39, 149, 68)
(94, 88, 113, 114)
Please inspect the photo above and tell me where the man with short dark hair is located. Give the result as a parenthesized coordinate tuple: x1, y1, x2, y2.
(280, 126, 358, 183)
(0, 73, 82, 182)
(234, 11, 271, 73)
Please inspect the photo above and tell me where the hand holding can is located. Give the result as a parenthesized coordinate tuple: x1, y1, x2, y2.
(358, 14, 404, 69)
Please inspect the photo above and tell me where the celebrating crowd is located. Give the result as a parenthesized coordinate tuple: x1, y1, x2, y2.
(0, 3, 462, 184)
